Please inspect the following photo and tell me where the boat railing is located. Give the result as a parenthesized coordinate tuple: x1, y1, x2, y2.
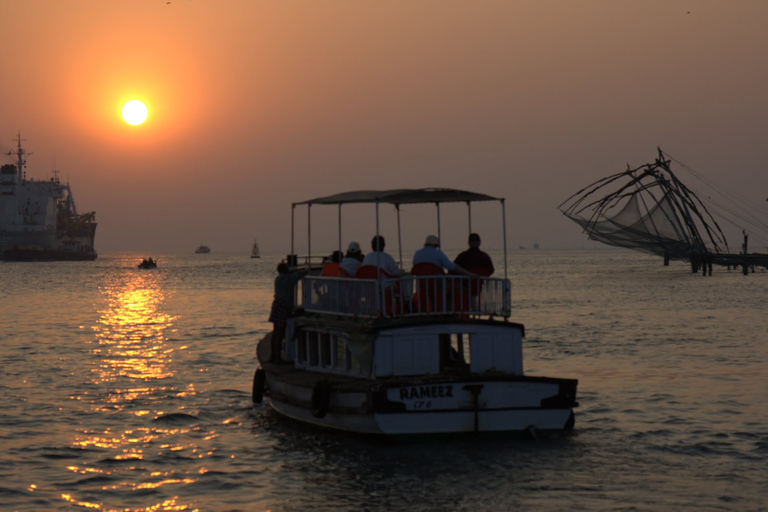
(301, 274, 511, 319)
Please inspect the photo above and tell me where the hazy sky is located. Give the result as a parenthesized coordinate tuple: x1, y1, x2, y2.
(2, 1, 767, 254)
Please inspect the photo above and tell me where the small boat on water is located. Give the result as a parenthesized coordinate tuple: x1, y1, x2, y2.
(251, 239, 260, 259)
(138, 257, 157, 269)
(252, 188, 578, 439)
(195, 245, 210, 254)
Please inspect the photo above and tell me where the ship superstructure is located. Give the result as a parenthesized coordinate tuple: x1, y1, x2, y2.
(0, 134, 97, 261)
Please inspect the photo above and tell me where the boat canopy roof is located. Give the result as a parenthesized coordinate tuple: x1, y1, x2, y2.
(294, 188, 502, 207)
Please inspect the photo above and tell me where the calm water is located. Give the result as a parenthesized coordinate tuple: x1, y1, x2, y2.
(1, 249, 766, 512)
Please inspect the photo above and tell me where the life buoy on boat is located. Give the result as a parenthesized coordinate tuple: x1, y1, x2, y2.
(311, 379, 331, 418)
(252, 367, 266, 404)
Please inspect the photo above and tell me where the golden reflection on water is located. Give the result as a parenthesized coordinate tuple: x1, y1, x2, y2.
(93, 277, 177, 385)
(66, 270, 204, 512)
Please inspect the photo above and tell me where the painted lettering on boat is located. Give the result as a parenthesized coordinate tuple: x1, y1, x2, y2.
(399, 385, 454, 400)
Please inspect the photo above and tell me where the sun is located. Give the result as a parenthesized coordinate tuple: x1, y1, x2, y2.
(121, 100, 149, 125)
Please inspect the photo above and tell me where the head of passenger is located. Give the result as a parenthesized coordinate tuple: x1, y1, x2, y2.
(424, 235, 440, 248)
(347, 241, 362, 259)
(277, 262, 290, 274)
(371, 235, 386, 252)
(468, 233, 481, 249)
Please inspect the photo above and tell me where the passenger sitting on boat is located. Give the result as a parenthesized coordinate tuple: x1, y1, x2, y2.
(321, 250, 343, 276)
(269, 262, 307, 363)
(453, 233, 494, 275)
(413, 235, 474, 276)
(339, 241, 364, 277)
(323, 250, 342, 264)
(360, 235, 404, 276)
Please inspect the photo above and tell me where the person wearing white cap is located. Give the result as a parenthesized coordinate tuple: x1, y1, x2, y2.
(340, 241, 364, 276)
(412, 235, 474, 276)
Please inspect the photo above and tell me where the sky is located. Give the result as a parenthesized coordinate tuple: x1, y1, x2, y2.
(2, 0, 767, 255)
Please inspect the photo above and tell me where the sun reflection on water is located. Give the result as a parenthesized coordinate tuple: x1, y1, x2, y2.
(65, 270, 207, 511)
(93, 277, 177, 385)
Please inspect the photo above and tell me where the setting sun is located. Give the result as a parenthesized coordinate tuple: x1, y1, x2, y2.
(121, 100, 148, 125)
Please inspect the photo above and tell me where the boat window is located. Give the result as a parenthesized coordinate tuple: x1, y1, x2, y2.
(308, 332, 319, 366)
(440, 333, 470, 370)
(348, 346, 362, 375)
(320, 332, 332, 367)
(457, 333, 471, 364)
(335, 337, 346, 369)
(297, 330, 307, 363)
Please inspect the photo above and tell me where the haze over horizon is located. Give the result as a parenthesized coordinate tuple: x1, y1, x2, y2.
(2, 1, 767, 255)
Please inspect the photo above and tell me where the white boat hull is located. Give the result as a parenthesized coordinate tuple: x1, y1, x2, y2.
(263, 371, 577, 437)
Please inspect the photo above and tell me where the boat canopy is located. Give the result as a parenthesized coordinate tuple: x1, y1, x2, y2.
(290, 187, 508, 279)
(294, 188, 501, 207)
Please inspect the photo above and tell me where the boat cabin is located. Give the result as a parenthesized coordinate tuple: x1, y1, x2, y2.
(289, 320, 523, 379)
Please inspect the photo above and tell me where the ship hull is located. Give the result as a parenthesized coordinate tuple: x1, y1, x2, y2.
(1, 245, 97, 261)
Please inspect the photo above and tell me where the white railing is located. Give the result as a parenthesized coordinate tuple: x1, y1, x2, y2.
(301, 275, 511, 319)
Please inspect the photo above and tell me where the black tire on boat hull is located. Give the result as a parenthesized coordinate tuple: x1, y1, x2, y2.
(252, 368, 266, 404)
(311, 379, 331, 418)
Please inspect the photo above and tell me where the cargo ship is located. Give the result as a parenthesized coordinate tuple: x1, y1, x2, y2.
(0, 134, 97, 261)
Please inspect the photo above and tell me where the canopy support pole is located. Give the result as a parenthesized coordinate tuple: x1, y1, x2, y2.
(338, 204, 343, 256)
(291, 204, 296, 262)
(467, 201, 473, 235)
(501, 199, 508, 280)
(396, 204, 403, 269)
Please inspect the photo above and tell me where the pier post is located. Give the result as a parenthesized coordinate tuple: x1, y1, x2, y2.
(742, 232, 749, 276)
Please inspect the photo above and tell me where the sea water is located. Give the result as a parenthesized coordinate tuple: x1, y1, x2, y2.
(1, 249, 766, 512)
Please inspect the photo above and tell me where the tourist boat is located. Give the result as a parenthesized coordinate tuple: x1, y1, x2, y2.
(0, 134, 97, 261)
(194, 244, 210, 254)
(252, 188, 578, 438)
(251, 239, 260, 258)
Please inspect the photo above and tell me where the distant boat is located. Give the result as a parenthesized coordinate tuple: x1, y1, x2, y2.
(251, 239, 261, 258)
(533, 242, 540, 249)
(195, 245, 211, 254)
(138, 258, 157, 269)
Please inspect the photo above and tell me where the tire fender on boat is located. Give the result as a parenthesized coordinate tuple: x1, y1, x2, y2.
(311, 379, 331, 418)
(252, 367, 266, 404)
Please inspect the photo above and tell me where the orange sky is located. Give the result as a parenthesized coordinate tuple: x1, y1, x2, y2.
(1, 1, 767, 253)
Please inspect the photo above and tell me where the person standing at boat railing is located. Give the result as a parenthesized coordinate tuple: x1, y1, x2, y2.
(269, 262, 308, 363)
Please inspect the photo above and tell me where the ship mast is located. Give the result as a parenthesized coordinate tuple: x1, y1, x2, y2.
(8, 132, 30, 185)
